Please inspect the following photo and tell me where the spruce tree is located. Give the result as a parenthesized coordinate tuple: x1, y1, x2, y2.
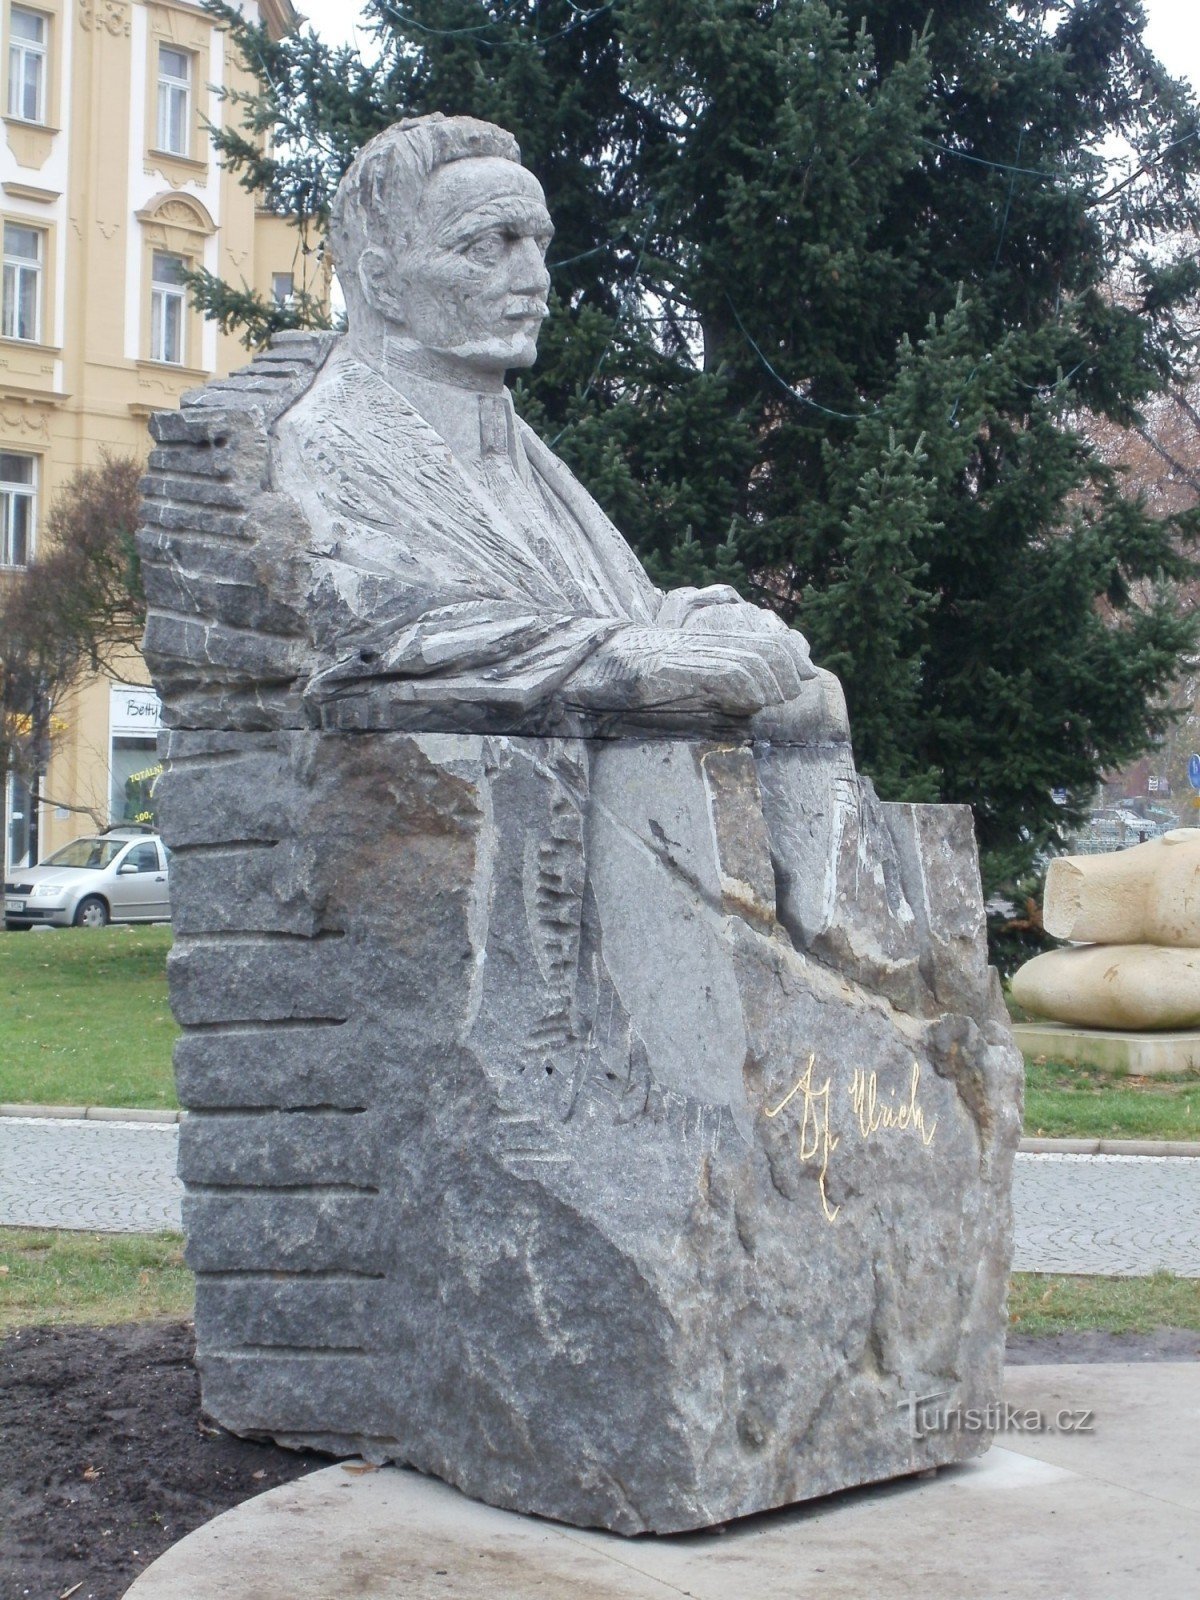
(199, 0, 1200, 928)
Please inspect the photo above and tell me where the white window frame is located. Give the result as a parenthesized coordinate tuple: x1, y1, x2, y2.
(7, 7, 47, 126)
(6, 770, 33, 872)
(271, 271, 295, 307)
(2, 221, 42, 342)
(150, 251, 187, 366)
(0, 450, 36, 568)
(155, 43, 191, 157)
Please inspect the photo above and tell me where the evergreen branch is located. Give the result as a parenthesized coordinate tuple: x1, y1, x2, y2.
(182, 267, 334, 349)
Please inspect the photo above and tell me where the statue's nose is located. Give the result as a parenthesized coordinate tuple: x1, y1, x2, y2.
(510, 236, 551, 297)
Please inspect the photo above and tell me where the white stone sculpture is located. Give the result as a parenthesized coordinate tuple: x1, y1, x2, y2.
(1012, 830, 1200, 1029)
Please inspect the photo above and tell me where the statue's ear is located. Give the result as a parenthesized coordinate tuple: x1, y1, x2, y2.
(358, 246, 407, 323)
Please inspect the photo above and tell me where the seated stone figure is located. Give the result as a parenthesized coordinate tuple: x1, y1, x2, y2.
(279, 113, 843, 748)
(139, 114, 1021, 1536)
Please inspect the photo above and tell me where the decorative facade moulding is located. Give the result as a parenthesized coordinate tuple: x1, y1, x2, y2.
(137, 190, 218, 255)
(143, 152, 212, 192)
(0, 392, 68, 440)
(135, 360, 210, 392)
(2, 182, 61, 205)
(79, 0, 132, 36)
(4, 120, 57, 173)
(144, 0, 210, 53)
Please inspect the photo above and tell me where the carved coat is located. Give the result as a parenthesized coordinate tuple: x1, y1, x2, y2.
(275, 343, 665, 727)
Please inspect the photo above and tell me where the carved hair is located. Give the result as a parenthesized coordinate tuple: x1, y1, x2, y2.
(329, 113, 522, 310)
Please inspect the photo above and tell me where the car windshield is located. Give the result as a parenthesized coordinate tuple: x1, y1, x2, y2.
(42, 838, 128, 871)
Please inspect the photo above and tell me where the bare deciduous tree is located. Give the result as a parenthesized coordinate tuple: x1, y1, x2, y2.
(1, 453, 146, 843)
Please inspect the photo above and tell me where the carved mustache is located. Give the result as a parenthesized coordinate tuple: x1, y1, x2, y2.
(504, 300, 550, 321)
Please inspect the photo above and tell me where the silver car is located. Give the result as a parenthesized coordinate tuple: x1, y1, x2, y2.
(4, 827, 171, 930)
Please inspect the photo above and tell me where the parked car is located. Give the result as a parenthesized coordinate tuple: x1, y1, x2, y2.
(4, 826, 171, 930)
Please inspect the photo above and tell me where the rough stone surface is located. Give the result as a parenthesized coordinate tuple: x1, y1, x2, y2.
(138, 114, 1022, 1536)
(155, 727, 1020, 1535)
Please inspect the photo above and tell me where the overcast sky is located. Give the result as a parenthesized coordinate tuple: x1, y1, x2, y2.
(296, 0, 1200, 88)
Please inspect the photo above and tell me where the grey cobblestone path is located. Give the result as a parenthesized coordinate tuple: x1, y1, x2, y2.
(0, 1117, 182, 1233)
(1, 1122, 1198, 1276)
(1012, 1151, 1200, 1277)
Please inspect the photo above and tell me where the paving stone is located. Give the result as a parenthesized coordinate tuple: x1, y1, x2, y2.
(0, 1118, 182, 1234)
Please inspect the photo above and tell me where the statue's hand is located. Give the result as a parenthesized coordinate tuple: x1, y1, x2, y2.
(655, 585, 744, 628)
(561, 626, 808, 718)
(671, 592, 818, 683)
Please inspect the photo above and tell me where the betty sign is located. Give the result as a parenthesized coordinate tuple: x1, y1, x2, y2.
(109, 685, 163, 738)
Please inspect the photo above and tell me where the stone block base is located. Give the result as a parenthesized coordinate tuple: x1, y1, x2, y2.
(161, 727, 1021, 1534)
(1014, 1022, 1200, 1076)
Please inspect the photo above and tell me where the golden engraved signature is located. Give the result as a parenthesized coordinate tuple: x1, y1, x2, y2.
(850, 1061, 938, 1147)
(765, 1054, 841, 1222)
(765, 1056, 938, 1225)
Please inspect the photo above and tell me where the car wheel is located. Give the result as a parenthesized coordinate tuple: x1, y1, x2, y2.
(73, 896, 110, 929)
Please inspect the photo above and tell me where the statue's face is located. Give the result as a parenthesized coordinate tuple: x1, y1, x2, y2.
(394, 156, 553, 378)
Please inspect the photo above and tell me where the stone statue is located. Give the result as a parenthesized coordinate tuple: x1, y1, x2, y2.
(1013, 829, 1200, 1029)
(285, 113, 840, 747)
(139, 114, 1022, 1535)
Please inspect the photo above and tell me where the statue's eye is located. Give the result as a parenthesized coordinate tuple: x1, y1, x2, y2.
(464, 231, 504, 265)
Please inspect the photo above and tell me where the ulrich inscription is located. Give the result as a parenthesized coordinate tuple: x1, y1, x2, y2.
(765, 1056, 939, 1224)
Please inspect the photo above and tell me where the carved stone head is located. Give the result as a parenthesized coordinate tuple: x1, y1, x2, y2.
(329, 113, 554, 383)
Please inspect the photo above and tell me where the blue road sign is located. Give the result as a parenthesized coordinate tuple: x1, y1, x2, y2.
(1189, 754, 1200, 790)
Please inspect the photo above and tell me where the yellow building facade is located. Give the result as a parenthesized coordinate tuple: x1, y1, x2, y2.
(1, 0, 319, 869)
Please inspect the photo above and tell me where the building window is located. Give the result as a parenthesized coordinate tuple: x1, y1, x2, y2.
(271, 271, 295, 306)
(7, 8, 46, 125)
(6, 771, 32, 871)
(150, 251, 187, 364)
(0, 450, 35, 567)
(155, 44, 191, 156)
(2, 222, 41, 341)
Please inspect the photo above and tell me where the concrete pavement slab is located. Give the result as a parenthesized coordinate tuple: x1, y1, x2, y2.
(122, 1363, 1200, 1600)
(1014, 1021, 1200, 1074)
(1000, 1361, 1200, 1513)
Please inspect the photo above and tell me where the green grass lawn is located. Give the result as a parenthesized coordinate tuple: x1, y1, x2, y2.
(0, 926, 178, 1109)
(1024, 1057, 1200, 1141)
(1007, 1271, 1200, 1335)
(0, 1228, 192, 1332)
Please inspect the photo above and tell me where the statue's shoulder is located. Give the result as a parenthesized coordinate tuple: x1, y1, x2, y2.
(273, 338, 391, 441)
(169, 329, 343, 432)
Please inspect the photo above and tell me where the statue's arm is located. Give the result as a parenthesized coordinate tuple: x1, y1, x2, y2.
(301, 561, 832, 734)
(304, 585, 625, 712)
(556, 624, 811, 722)
(287, 404, 829, 732)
